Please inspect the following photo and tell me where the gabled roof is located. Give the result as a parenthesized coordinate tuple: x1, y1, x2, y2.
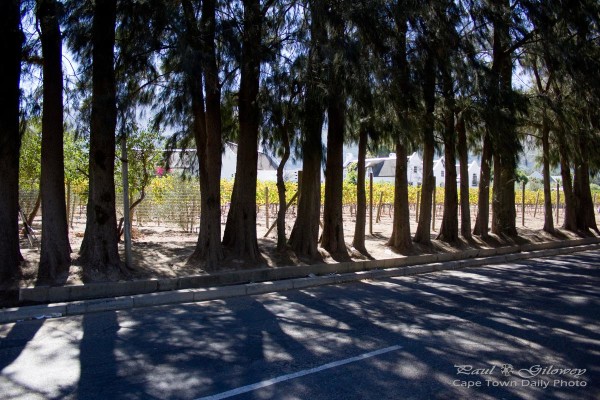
(227, 142, 278, 170)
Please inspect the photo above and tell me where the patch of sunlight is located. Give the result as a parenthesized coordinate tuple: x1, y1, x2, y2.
(1, 321, 81, 399)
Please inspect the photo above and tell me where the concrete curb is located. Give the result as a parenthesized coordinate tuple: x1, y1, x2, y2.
(18, 237, 600, 305)
(2, 241, 599, 324)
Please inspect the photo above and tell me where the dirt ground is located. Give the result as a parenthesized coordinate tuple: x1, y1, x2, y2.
(17, 202, 600, 288)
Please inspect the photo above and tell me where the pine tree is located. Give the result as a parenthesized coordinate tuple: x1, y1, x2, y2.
(181, 0, 225, 270)
(78, 0, 122, 279)
(321, 2, 350, 260)
(0, 0, 24, 284)
(288, 0, 327, 260)
(222, 0, 268, 263)
(436, 0, 462, 243)
(37, 0, 72, 284)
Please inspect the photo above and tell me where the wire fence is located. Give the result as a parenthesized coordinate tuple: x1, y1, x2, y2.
(19, 183, 600, 236)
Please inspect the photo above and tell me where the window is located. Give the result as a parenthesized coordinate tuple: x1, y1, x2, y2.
(472, 173, 478, 186)
(441, 170, 445, 178)
(413, 166, 417, 173)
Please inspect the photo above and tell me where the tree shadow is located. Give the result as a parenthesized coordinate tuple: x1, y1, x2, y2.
(0, 319, 44, 372)
(267, 252, 600, 399)
(77, 311, 152, 399)
(7, 250, 598, 399)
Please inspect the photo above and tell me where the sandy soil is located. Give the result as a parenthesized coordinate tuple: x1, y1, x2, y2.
(16, 202, 599, 288)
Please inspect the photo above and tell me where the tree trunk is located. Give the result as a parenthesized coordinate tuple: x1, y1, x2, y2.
(541, 119, 554, 233)
(288, 1, 325, 260)
(573, 139, 598, 233)
(79, 0, 122, 279)
(223, 0, 264, 263)
(387, 139, 413, 252)
(492, 153, 518, 236)
(37, 0, 71, 284)
(387, 13, 412, 253)
(352, 126, 368, 253)
(288, 107, 323, 259)
(456, 113, 471, 238)
(490, 0, 517, 237)
(0, 0, 23, 284)
(491, 152, 502, 233)
(276, 123, 291, 250)
(183, 0, 224, 269)
(321, 94, 348, 259)
(437, 68, 458, 243)
(531, 59, 554, 234)
(27, 191, 42, 227)
(413, 53, 436, 245)
(557, 133, 577, 231)
(118, 190, 145, 239)
(320, 4, 348, 260)
(473, 134, 492, 237)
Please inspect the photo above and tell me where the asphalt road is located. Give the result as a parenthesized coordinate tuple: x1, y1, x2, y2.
(1, 250, 599, 400)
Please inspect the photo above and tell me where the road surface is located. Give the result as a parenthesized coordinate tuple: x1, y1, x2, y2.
(1, 250, 599, 399)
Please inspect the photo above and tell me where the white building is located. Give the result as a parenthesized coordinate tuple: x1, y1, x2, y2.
(345, 152, 424, 185)
(528, 171, 544, 181)
(432, 157, 480, 188)
(168, 142, 280, 181)
(528, 171, 563, 186)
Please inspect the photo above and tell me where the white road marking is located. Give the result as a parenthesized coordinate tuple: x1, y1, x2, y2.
(195, 344, 403, 400)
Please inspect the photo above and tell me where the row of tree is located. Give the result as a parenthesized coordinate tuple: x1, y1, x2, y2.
(1, 0, 599, 285)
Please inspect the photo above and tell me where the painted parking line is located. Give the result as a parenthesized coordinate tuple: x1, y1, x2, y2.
(196, 344, 403, 400)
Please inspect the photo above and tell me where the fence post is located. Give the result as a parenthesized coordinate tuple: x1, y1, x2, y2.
(265, 186, 269, 229)
(369, 172, 373, 235)
(533, 191, 539, 218)
(522, 181, 526, 226)
(376, 192, 384, 223)
(416, 189, 420, 222)
(297, 171, 303, 204)
(120, 136, 133, 268)
(70, 192, 77, 229)
(432, 177, 437, 231)
(66, 182, 71, 230)
(556, 181, 560, 225)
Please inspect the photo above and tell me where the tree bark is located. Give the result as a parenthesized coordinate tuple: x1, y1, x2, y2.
(456, 113, 471, 238)
(492, 153, 517, 236)
(201, 0, 225, 267)
(473, 134, 492, 237)
(573, 134, 598, 234)
(276, 123, 291, 250)
(541, 118, 554, 233)
(0, 0, 23, 284)
(490, 0, 517, 237)
(288, 109, 323, 259)
(531, 58, 554, 234)
(321, 93, 348, 259)
(223, 0, 264, 263)
(320, 3, 347, 260)
(413, 53, 436, 245)
(181, 0, 208, 268)
(183, 0, 224, 269)
(37, 0, 71, 284)
(288, 0, 325, 260)
(556, 132, 577, 231)
(387, 12, 412, 253)
(491, 152, 502, 233)
(387, 140, 413, 252)
(27, 191, 42, 227)
(79, 0, 122, 279)
(437, 67, 458, 243)
(352, 126, 368, 253)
